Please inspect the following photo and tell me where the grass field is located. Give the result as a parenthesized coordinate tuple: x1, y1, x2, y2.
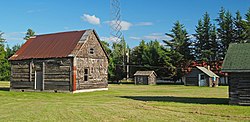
(0, 81, 250, 122)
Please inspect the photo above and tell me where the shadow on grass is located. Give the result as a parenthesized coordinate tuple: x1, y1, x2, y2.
(0, 87, 10, 91)
(120, 96, 229, 105)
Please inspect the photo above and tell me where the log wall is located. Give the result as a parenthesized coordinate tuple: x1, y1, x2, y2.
(228, 72, 250, 105)
(10, 58, 72, 92)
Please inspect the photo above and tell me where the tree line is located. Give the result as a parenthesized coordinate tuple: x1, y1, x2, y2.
(104, 7, 250, 81)
(0, 29, 34, 81)
(0, 7, 250, 82)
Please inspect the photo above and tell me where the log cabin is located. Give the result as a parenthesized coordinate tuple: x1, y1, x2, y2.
(9, 29, 109, 93)
(222, 43, 250, 105)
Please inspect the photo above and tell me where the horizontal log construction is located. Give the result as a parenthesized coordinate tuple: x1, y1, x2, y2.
(10, 30, 109, 92)
(228, 72, 250, 105)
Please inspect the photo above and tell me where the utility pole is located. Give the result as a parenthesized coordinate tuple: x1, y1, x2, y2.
(126, 50, 129, 80)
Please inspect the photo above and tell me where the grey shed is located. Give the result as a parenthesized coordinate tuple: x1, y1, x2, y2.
(134, 71, 157, 85)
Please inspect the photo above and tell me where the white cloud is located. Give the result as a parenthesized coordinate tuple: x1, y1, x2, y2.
(26, 9, 46, 14)
(81, 14, 100, 25)
(144, 33, 169, 41)
(130, 33, 171, 41)
(106, 20, 132, 31)
(129, 36, 141, 40)
(100, 36, 121, 42)
(3, 32, 26, 42)
(2, 32, 26, 46)
(135, 22, 153, 26)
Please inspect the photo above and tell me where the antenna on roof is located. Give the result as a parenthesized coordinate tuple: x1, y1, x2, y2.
(110, 0, 122, 42)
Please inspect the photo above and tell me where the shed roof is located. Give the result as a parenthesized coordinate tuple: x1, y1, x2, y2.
(196, 66, 219, 77)
(9, 30, 86, 60)
(222, 43, 250, 72)
(9, 29, 109, 61)
(134, 71, 157, 76)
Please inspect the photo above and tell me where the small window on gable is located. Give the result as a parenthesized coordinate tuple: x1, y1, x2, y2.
(89, 48, 94, 55)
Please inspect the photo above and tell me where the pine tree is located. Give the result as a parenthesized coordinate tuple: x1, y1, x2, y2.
(243, 8, 250, 40)
(194, 20, 204, 60)
(210, 24, 219, 61)
(163, 21, 192, 80)
(234, 11, 246, 43)
(216, 7, 235, 58)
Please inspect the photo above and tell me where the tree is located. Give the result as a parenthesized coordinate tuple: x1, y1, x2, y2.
(6, 44, 21, 59)
(194, 19, 204, 60)
(0, 32, 5, 44)
(210, 24, 219, 61)
(100, 41, 111, 55)
(194, 12, 220, 62)
(131, 40, 173, 78)
(242, 8, 250, 40)
(216, 7, 235, 58)
(163, 21, 193, 80)
(109, 37, 128, 81)
(130, 40, 147, 65)
(234, 11, 246, 43)
(100, 40, 115, 81)
(24, 29, 35, 40)
(0, 32, 10, 81)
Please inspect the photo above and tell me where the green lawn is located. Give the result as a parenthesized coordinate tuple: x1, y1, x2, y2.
(0, 81, 249, 122)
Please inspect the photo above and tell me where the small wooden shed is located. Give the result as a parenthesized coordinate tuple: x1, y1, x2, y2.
(222, 43, 250, 105)
(134, 71, 157, 85)
(185, 66, 219, 87)
(9, 29, 109, 93)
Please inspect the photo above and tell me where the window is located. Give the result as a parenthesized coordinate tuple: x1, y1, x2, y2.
(84, 69, 88, 81)
(200, 75, 205, 80)
(89, 48, 94, 54)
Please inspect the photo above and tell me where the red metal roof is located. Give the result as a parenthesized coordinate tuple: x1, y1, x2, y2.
(9, 30, 86, 60)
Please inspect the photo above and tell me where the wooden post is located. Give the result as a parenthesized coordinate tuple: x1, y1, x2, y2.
(34, 70, 37, 90)
(42, 62, 45, 90)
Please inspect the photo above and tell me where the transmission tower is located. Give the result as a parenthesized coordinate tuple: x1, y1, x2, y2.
(110, 0, 122, 42)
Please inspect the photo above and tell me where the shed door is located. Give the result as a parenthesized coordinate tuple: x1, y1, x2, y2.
(198, 74, 206, 86)
(35, 71, 43, 90)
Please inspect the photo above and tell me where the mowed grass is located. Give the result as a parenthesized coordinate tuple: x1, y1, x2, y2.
(0, 81, 250, 122)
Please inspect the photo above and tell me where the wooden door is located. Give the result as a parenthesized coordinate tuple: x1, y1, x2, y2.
(36, 71, 43, 90)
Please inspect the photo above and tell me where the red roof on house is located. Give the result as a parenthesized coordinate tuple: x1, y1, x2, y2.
(9, 30, 86, 60)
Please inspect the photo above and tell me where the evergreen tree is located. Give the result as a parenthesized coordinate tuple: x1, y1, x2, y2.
(131, 40, 173, 78)
(242, 8, 250, 40)
(24, 29, 35, 40)
(234, 11, 246, 43)
(0, 32, 4, 44)
(194, 20, 204, 60)
(194, 12, 219, 61)
(210, 24, 219, 61)
(163, 21, 192, 80)
(216, 7, 235, 58)
(130, 40, 147, 65)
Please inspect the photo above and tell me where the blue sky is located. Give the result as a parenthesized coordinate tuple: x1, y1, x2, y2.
(0, 0, 250, 48)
